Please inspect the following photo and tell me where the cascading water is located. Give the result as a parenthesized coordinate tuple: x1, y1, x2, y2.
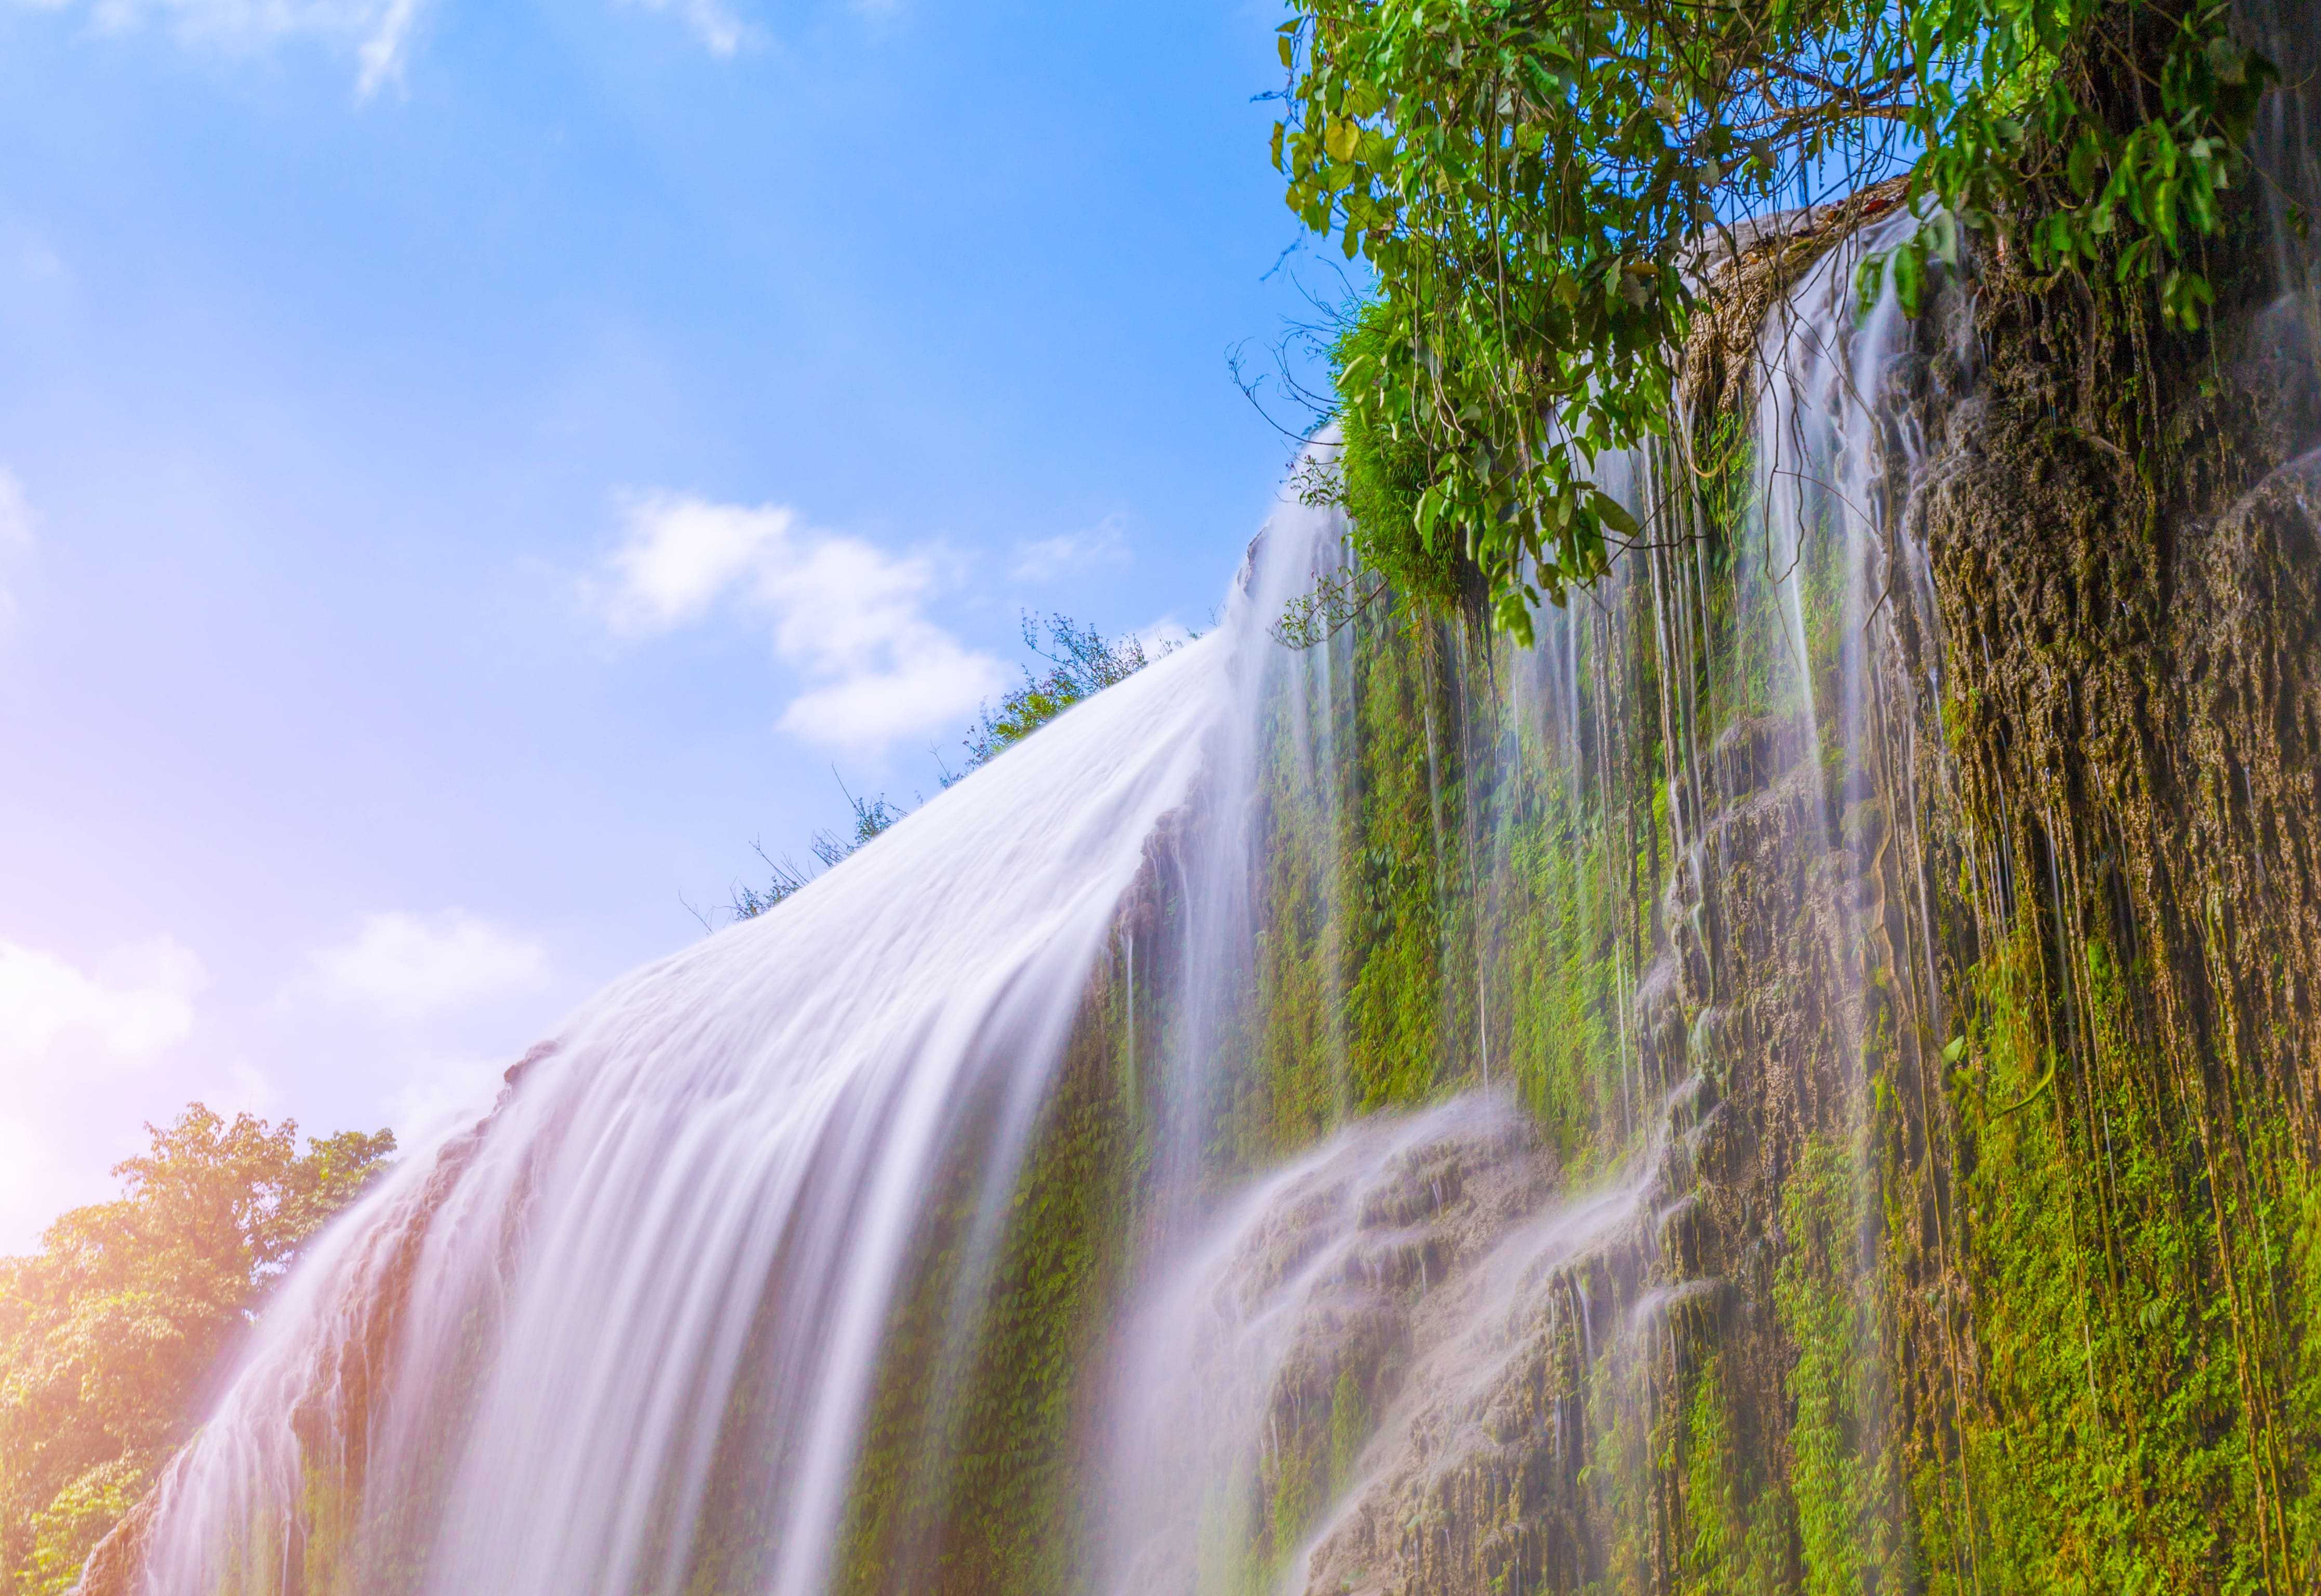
(1093, 1079, 1727, 1596)
(1093, 1096, 1557, 1596)
(1751, 205, 1936, 794)
(86, 485, 1340, 1596)
(87, 193, 1965, 1596)
(1079, 200, 1939, 1596)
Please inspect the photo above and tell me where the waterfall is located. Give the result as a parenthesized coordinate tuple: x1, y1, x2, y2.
(1081, 203, 1937, 1596)
(90, 485, 1339, 1596)
(85, 193, 1946, 1596)
(1091, 1083, 1719, 1596)
(1092, 1096, 1559, 1596)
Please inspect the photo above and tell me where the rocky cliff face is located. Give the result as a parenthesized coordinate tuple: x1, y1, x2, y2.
(1146, 127, 2321, 1593)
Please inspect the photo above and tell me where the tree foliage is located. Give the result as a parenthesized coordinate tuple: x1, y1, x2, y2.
(1275, 0, 2276, 636)
(1303, 300, 1486, 628)
(0, 1107, 394, 1595)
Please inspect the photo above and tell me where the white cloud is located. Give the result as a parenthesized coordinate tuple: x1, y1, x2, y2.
(0, 936, 203, 1069)
(354, 0, 424, 92)
(592, 493, 1009, 755)
(25, 0, 426, 95)
(309, 911, 549, 1022)
(0, 935, 207, 1250)
(778, 632, 1004, 748)
(1010, 513, 1130, 584)
(628, 0, 746, 55)
(593, 496, 794, 636)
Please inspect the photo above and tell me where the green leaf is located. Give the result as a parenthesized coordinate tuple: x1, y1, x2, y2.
(1854, 252, 1888, 317)
(1591, 489, 1639, 539)
(2067, 133, 2099, 198)
(1277, 0, 2258, 634)
(2206, 32, 2245, 85)
(1892, 240, 1923, 316)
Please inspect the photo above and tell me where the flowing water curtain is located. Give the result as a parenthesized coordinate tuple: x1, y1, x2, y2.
(1712, 204, 1940, 1595)
(1090, 1072, 1735, 1596)
(1095, 1097, 1582, 1596)
(2240, 0, 2321, 352)
(1142, 477, 1352, 1219)
(1087, 194, 1951, 1594)
(92, 486, 1356, 1596)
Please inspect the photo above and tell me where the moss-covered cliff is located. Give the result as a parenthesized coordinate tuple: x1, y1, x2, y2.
(1133, 150, 2321, 1596)
(748, 139, 2321, 1594)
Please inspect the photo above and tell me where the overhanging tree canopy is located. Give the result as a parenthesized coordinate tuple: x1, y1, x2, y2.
(1275, 0, 2274, 635)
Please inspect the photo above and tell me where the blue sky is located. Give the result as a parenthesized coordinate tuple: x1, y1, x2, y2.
(0, 0, 1320, 1247)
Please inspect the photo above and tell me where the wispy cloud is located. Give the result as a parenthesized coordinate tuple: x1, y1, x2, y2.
(0, 468, 35, 634)
(0, 936, 204, 1072)
(355, 0, 424, 92)
(1009, 512, 1131, 584)
(626, 0, 747, 55)
(0, 935, 208, 1248)
(19, 0, 796, 85)
(19, 0, 425, 94)
(591, 493, 1008, 755)
(309, 911, 549, 1022)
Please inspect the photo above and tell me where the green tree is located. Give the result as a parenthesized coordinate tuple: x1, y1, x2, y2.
(1276, 0, 2274, 636)
(0, 1107, 395, 1595)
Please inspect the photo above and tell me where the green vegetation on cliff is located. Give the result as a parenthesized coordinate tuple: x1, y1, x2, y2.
(1207, 41, 2321, 1570)
(957, 614, 1172, 774)
(1274, 0, 2273, 634)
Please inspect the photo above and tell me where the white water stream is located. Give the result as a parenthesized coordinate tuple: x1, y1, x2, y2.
(1088, 204, 1939, 1596)
(111, 488, 1336, 1596)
